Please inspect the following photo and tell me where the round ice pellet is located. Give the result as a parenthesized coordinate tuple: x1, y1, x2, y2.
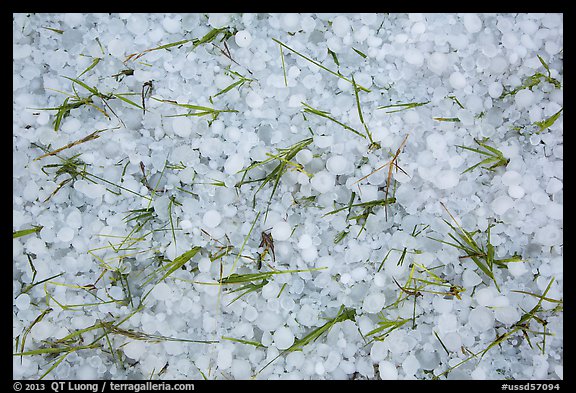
(463, 268, 483, 287)
(246, 91, 263, 108)
(463, 14, 482, 33)
(435, 170, 459, 189)
(488, 82, 503, 98)
(224, 154, 245, 174)
(449, 72, 467, 89)
(203, 210, 222, 228)
(514, 89, 534, 109)
(370, 341, 388, 362)
(508, 185, 525, 199)
(468, 307, 494, 332)
(172, 117, 193, 138)
(332, 15, 350, 37)
(405, 48, 424, 66)
(326, 155, 348, 175)
(310, 171, 335, 194)
(15, 294, 30, 310)
(235, 30, 252, 48)
(402, 355, 420, 376)
(491, 195, 514, 215)
(273, 326, 295, 350)
(152, 282, 173, 301)
(123, 340, 146, 360)
(271, 221, 291, 241)
(57, 227, 75, 243)
(501, 170, 522, 186)
(217, 348, 233, 369)
(362, 293, 385, 314)
(297, 234, 313, 249)
(378, 361, 398, 380)
(428, 52, 448, 75)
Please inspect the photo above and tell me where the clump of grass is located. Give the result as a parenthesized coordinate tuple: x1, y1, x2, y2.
(152, 97, 237, 123)
(124, 27, 235, 63)
(456, 138, 509, 174)
(301, 102, 367, 140)
(500, 54, 562, 99)
(272, 38, 370, 92)
(323, 196, 396, 237)
(210, 68, 254, 101)
(433, 277, 562, 379)
(253, 305, 357, 377)
(534, 108, 563, 134)
(429, 202, 523, 292)
(353, 133, 409, 221)
(35, 76, 143, 131)
(235, 137, 314, 221)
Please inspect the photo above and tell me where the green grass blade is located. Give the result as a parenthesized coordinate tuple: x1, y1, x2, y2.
(13, 226, 43, 239)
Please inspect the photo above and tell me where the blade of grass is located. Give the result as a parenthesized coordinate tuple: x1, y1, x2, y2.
(272, 38, 370, 92)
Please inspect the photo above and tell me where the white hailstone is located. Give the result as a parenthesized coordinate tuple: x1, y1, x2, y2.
(217, 348, 233, 370)
(310, 171, 335, 193)
(244, 305, 258, 322)
(231, 359, 251, 379)
(402, 355, 420, 376)
(332, 15, 351, 37)
(435, 170, 459, 189)
(57, 227, 75, 243)
(162, 16, 181, 34)
(326, 155, 348, 175)
(428, 52, 449, 75)
(501, 170, 522, 186)
(108, 38, 127, 58)
(172, 117, 193, 138)
(224, 154, 245, 174)
(256, 311, 283, 331)
(468, 307, 495, 332)
(30, 320, 53, 341)
(491, 195, 514, 215)
(296, 304, 317, 327)
(295, 149, 313, 165)
(462, 268, 483, 287)
(316, 255, 335, 272)
(271, 221, 291, 241)
(508, 185, 525, 199)
(281, 14, 299, 31)
(123, 340, 146, 360)
(15, 294, 31, 310)
(515, 89, 534, 109)
(546, 178, 562, 194)
(127, 14, 149, 35)
(438, 313, 458, 333)
(246, 91, 264, 108)
(297, 234, 313, 249)
(475, 287, 496, 307)
(301, 247, 318, 263)
(151, 282, 173, 302)
(405, 48, 424, 66)
(449, 72, 467, 89)
(273, 326, 295, 350)
(545, 202, 562, 220)
(488, 82, 503, 98)
(495, 306, 520, 325)
(471, 367, 487, 380)
(203, 210, 222, 228)
(63, 13, 84, 28)
(534, 224, 562, 246)
(315, 362, 326, 376)
(463, 14, 483, 33)
(66, 209, 82, 229)
(370, 341, 388, 362)
(235, 30, 252, 48)
(442, 332, 462, 352)
(362, 293, 386, 314)
(378, 361, 398, 380)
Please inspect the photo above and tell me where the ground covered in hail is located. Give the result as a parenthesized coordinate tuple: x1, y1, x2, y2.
(13, 13, 563, 380)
